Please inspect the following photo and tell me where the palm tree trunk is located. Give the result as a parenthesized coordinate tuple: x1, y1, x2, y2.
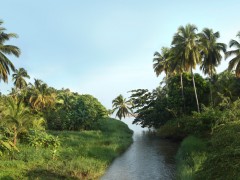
(209, 77, 213, 106)
(13, 126, 17, 146)
(180, 73, 186, 113)
(191, 69, 200, 113)
(209, 69, 213, 106)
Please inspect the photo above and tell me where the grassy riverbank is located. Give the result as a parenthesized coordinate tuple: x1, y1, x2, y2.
(176, 122, 240, 179)
(0, 118, 133, 179)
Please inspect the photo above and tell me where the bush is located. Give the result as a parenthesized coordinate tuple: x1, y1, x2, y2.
(158, 120, 186, 139)
(196, 122, 240, 179)
(46, 94, 108, 131)
(185, 106, 222, 135)
(26, 130, 60, 149)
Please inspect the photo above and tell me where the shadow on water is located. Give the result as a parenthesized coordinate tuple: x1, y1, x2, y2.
(101, 118, 179, 180)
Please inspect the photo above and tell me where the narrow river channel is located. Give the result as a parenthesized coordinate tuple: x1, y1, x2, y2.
(101, 118, 179, 180)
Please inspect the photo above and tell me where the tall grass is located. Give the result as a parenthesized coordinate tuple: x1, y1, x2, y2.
(175, 136, 207, 180)
(0, 118, 133, 179)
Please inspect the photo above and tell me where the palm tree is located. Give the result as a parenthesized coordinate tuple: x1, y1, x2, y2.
(199, 28, 226, 105)
(225, 31, 240, 77)
(12, 68, 30, 90)
(172, 24, 203, 112)
(0, 20, 21, 82)
(57, 92, 74, 111)
(112, 94, 133, 120)
(169, 47, 186, 112)
(153, 47, 176, 101)
(29, 79, 56, 111)
(4, 97, 33, 145)
(153, 47, 173, 78)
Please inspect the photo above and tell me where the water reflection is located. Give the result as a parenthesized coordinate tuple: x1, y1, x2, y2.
(101, 118, 179, 180)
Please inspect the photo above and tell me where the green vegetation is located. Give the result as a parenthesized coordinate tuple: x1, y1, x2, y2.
(0, 20, 133, 179)
(2, 15, 240, 180)
(0, 118, 133, 179)
(112, 24, 240, 179)
(175, 136, 207, 180)
(112, 94, 133, 120)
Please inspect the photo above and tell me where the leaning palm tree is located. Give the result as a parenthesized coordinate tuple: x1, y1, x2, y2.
(225, 31, 240, 77)
(112, 94, 133, 120)
(199, 28, 226, 105)
(0, 20, 21, 82)
(172, 24, 203, 112)
(12, 68, 30, 90)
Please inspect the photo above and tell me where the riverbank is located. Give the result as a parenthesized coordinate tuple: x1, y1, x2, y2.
(175, 122, 240, 179)
(0, 118, 133, 179)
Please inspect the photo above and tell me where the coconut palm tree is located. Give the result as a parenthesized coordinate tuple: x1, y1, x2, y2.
(29, 79, 56, 111)
(172, 24, 203, 112)
(199, 28, 226, 105)
(225, 31, 240, 77)
(12, 68, 30, 90)
(0, 20, 21, 82)
(169, 47, 186, 112)
(112, 94, 133, 120)
(57, 92, 74, 111)
(153, 47, 172, 78)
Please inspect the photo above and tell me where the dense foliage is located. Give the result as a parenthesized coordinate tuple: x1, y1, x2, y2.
(46, 92, 108, 130)
(127, 73, 210, 128)
(0, 118, 133, 179)
(0, 20, 108, 160)
(111, 24, 240, 179)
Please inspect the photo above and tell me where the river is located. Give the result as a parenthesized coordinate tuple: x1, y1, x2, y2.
(101, 118, 179, 180)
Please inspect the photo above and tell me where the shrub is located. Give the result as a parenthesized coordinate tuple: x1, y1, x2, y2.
(196, 122, 240, 179)
(46, 94, 108, 131)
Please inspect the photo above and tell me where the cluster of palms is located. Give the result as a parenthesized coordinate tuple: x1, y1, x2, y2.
(112, 24, 240, 120)
(153, 24, 240, 112)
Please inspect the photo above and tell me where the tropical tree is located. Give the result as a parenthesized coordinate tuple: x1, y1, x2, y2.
(57, 91, 75, 111)
(153, 47, 175, 79)
(172, 24, 203, 112)
(28, 79, 56, 111)
(225, 31, 240, 77)
(168, 47, 187, 112)
(112, 94, 133, 120)
(199, 28, 226, 105)
(3, 97, 35, 145)
(0, 20, 21, 82)
(12, 68, 30, 90)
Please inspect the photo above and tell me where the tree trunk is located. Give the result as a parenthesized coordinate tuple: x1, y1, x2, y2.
(209, 77, 213, 106)
(13, 126, 17, 146)
(180, 73, 186, 113)
(209, 69, 213, 106)
(191, 69, 200, 113)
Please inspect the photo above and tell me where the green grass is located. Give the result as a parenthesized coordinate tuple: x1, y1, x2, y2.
(0, 118, 133, 179)
(175, 136, 207, 180)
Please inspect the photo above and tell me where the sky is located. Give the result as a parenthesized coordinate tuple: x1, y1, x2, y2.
(1, 0, 240, 109)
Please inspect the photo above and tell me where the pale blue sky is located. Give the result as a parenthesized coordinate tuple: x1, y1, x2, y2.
(1, 1, 240, 109)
